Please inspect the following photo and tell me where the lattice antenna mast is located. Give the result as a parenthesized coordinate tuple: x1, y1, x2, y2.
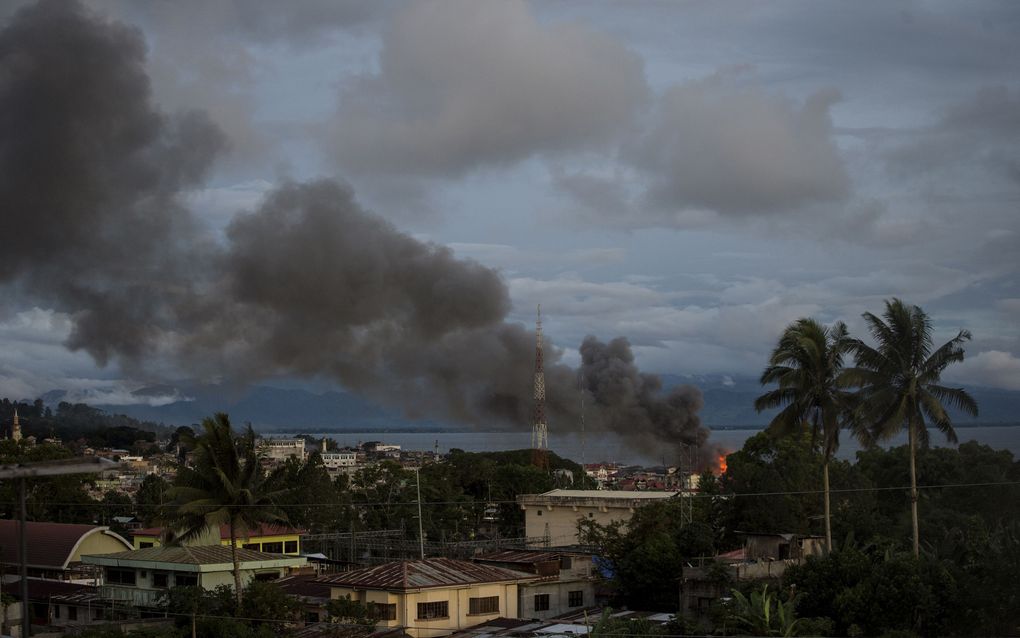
(531, 305, 549, 471)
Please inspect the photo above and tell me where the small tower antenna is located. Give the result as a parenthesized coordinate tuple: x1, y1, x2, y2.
(531, 305, 549, 471)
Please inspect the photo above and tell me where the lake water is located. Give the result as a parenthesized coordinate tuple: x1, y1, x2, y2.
(264, 424, 1020, 466)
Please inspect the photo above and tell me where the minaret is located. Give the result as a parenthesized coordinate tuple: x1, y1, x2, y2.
(11, 408, 21, 442)
(531, 305, 549, 471)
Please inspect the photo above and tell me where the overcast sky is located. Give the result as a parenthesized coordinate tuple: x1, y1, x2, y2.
(1, 0, 1019, 409)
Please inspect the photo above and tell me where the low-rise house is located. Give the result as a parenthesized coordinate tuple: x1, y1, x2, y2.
(679, 532, 825, 618)
(0, 520, 133, 581)
(5, 578, 97, 632)
(81, 545, 308, 608)
(517, 490, 679, 547)
(471, 550, 595, 620)
(132, 522, 304, 554)
(318, 558, 539, 638)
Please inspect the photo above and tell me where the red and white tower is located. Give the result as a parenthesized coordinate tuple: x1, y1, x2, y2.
(531, 305, 549, 471)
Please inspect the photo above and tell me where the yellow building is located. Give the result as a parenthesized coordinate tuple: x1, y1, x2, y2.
(0, 520, 132, 580)
(320, 558, 539, 638)
(131, 523, 304, 555)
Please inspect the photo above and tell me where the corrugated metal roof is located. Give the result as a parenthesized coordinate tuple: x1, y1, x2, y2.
(0, 520, 131, 569)
(473, 550, 564, 564)
(277, 574, 332, 600)
(82, 544, 300, 565)
(320, 558, 539, 590)
(537, 490, 678, 499)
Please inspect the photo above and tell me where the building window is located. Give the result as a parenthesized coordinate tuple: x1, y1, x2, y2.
(568, 590, 583, 607)
(369, 603, 397, 620)
(560, 556, 573, 570)
(106, 568, 136, 585)
(254, 572, 279, 581)
(68, 606, 78, 621)
(536, 510, 543, 516)
(416, 601, 449, 620)
(469, 596, 499, 615)
(262, 541, 283, 553)
(284, 540, 298, 553)
(139, 542, 154, 548)
(243, 543, 260, 551)
(176, 573, 198, 587)
(534, 594, 550, 612)
(153, 572, 169, 588)
(54, 605, 60, 619)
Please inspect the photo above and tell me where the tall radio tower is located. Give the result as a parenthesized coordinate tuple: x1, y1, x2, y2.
(531, 305, 549, 471)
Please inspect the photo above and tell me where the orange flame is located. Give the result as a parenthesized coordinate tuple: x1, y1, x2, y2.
(717, 453, 729, 475)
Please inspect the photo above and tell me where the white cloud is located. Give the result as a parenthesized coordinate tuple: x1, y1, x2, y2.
(946, 350, 1020, 391)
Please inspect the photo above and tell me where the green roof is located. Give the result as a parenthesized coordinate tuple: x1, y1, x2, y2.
(82, 545, 306, 572)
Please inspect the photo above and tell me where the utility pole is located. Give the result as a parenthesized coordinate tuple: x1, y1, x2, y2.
(415, 466, 425, 559)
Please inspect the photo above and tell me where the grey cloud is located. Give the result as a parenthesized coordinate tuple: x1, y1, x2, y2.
(88, 0, 384, 45)
(627, 78, 849, 215)
(0, 0, 225, 364)
(330, 0, 648, 176)
(887, 86, 1020, 185)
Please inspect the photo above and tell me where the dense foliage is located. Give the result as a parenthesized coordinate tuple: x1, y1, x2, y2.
(581, 426, 1019, 636)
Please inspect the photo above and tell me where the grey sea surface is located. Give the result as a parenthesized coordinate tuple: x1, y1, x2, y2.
(264, 424, 1020, 467)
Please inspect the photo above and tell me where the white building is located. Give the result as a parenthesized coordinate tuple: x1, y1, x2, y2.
(259, 438, 306, 462)
(321, 452, 358, 470)
(518, 489, 679, 547)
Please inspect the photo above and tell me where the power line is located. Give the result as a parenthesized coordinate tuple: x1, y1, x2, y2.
(3, 480, 1017, 509)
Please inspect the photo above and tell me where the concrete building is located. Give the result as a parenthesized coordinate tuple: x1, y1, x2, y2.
(322, 451, 358, 471)
(82, 545, 308, 608)
(260, 438, 307, 462)
(517, 489, 679, 547)
(471, 550, 595, 620)
(0, 520, 133, 581)
(318, 558, 539, 638)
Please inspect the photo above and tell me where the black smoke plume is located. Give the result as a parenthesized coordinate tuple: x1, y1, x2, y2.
(0, 0, 707, 459)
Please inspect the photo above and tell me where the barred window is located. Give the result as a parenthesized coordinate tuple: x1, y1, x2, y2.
(176, 573, 198, 587)
(534, 594, 550, 612)
(568, 590, 583, 607)
(106, 568, 135, 585)
(560, 556, 573, 570)
(369, 603, 397, 620)
(469, 596, 499, 615)
(284, 540, 298, 553)
(417, 601, 449, 620)
(262, 542, 284, 553)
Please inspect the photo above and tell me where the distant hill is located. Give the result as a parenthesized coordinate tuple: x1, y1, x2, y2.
(83, 384, 416, 430)
(662, 373, 1020, 426)
(36, 373, 1019, 431)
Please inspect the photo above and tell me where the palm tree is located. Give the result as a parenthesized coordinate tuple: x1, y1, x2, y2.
(846, 299, 978, 557)
(161, 413, 290, 607)
(754, 318, 858, 553)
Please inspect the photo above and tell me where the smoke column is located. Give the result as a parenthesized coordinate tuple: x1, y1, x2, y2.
(0, 0, 709, 459)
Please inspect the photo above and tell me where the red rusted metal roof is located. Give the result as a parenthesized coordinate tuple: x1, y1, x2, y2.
(319, 558, 538, 590)
(0, 520, 131, 570)
(472, 550, 566, 564)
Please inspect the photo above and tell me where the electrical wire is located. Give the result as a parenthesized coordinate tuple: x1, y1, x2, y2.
(3, 480, 1018, 509)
